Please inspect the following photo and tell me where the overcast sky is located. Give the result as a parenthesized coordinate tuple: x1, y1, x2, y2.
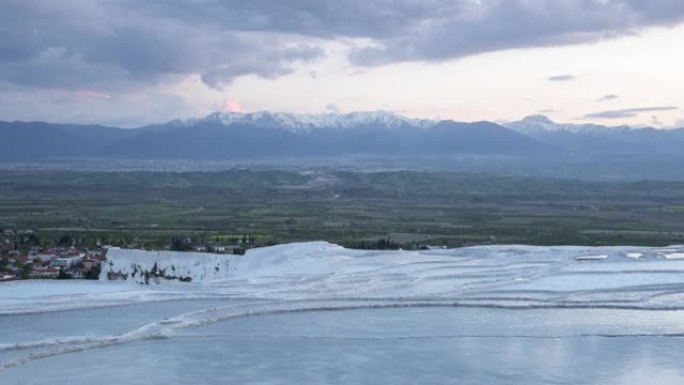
(2, 0, 684, 127)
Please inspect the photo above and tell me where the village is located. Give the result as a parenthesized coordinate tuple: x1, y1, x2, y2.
(0, 228, 106, 281)
(0, 228, 267, 282)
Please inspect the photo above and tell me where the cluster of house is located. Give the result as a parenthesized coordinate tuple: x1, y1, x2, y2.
(1, 229, 106, 281)
(28, 248, 104, 279)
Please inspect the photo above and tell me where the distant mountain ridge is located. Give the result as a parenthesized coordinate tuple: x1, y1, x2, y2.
(103, 112, 539, 160)
(503, 115, 684, 155)
(504, 115, 634, 136)
(171, 111, 436, 132)
(1, 111, 684, 164)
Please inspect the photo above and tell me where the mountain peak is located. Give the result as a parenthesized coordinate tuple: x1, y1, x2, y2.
(505, 115, 635, 136)
(182, 110, 436, 132)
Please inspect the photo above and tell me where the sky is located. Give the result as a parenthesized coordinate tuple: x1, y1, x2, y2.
(2, 0, 684, 128)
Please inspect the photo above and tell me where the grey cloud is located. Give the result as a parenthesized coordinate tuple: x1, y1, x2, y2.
(350, 0, 684, 65)
(598, 94, 620, 101)
(650, 115, 665, 128)
(624, 0, 684, 22)
(199, 44, 324, 89)
(151, 0, 656, 64)
(122, 0, 461, 40)
(584, 106, 678, 119)
(3, 0, 684, 92)
(548, 75, 575, 81)
(0, 0, 325, 90)
(326, 104, 340, 113)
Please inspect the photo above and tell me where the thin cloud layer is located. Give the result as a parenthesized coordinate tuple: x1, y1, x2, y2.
(598, 94, 620, 101)
(584, 106, 679, 119)
(548, 75, 576, 81)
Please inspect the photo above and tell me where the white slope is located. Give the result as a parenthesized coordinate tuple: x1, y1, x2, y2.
(4, 241, 684, 316)
(172, 111, 436, 132)
(100, 248, 233, 283)
(504, 115, 634, 136)
(92, 242, 684, 309)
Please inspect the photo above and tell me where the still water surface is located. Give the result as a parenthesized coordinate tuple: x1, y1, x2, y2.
(3, 306, 684, 385)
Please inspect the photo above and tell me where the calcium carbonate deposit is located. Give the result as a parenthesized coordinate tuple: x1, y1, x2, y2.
(3, 241, 684, 383)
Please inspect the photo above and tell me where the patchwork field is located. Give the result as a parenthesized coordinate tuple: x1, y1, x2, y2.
(2, 169, 684, 249)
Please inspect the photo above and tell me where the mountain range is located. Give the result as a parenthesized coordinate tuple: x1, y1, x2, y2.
(2, 111, 684, 164)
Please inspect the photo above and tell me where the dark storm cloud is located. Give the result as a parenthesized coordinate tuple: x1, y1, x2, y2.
(2, 0, 684, 90)
(584, 106, 678, 119)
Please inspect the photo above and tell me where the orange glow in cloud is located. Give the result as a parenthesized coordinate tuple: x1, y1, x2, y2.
(223, 99, 242, 113)
(76, 90, 111, 100)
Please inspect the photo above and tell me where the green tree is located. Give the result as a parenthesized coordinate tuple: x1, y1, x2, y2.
(58, 234, 74, 247)
(0, 257, 9, 270)
(57, 269, 73, 280)
(20, 263, 33, 279)
(84, 265, 102, 280)
(28, 233, 41, 245)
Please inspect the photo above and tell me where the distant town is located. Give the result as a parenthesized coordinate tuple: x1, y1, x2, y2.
(0, 228, 270, 282)
(0, 228, 106, 281)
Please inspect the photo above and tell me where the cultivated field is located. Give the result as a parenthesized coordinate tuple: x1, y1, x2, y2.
(2, 169, 684, 249)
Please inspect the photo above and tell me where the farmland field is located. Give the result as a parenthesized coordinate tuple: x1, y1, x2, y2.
(2, 169, 684, 249)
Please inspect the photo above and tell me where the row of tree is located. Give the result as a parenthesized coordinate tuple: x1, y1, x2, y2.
(346, 238, 400, 250)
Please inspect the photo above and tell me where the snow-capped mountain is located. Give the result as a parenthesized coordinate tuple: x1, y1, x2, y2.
(504, 115, 633, 136)
(500, 114, 684, 158)
(108, 112, 537, 160)
(174, 111, 436, 132)
(5, 111, 684, 178)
